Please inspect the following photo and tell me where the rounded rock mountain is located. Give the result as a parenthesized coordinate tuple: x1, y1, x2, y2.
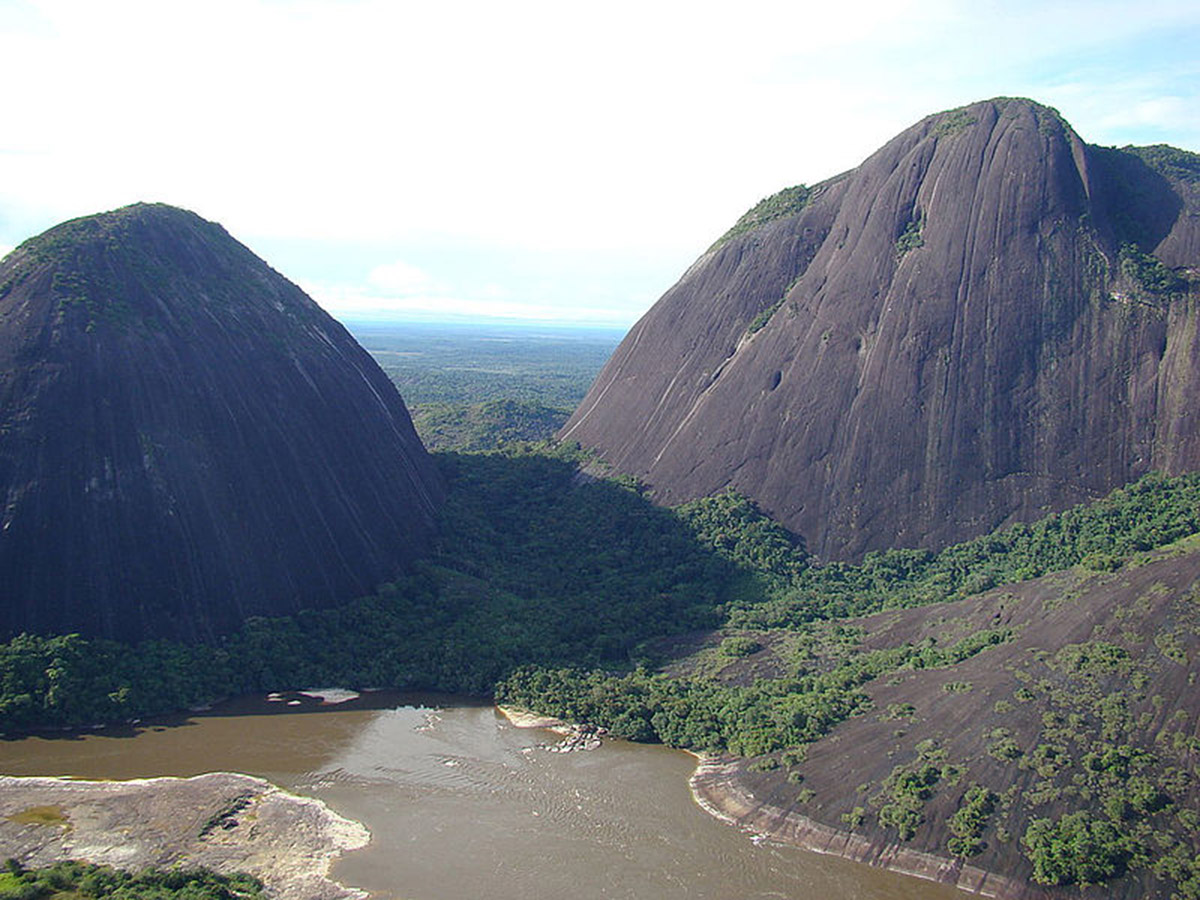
(0, 203, 444, 641)
(562, 98, 1200, 561)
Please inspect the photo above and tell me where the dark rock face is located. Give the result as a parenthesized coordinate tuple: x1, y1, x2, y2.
(562, 98, 1200, 561)
(0, 203, 443, 641)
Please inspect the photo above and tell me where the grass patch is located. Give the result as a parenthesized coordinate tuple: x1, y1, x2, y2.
(7, 806, 69, 829)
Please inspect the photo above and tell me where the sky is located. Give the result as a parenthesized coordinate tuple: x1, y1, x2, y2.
(2, 0, 1199, 329)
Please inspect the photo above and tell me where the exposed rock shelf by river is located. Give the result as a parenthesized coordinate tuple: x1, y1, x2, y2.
(0, 773, 369, 900)
(496, 705, 607, 752)
(495, 705, 568, 730)
(689, 757, 1030, 899)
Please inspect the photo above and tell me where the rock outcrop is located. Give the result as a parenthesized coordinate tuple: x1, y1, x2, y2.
(0, 773, 370, 900)
(562, 98, 1200, 561)
(0, 203, 443, 641)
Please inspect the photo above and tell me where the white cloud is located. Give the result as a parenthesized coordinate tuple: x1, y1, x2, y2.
(366, 261, 441, 296)
(1100, 96, 1192, 133)
(3, 0, 1199, 326)
(303, 278, 630, 327)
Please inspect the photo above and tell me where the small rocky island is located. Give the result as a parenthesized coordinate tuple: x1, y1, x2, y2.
(0, 773, 369, 900)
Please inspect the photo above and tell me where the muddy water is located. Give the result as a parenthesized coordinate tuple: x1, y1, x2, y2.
(0, 693, 963, 900)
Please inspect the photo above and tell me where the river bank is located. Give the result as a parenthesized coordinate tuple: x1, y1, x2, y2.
(501, 704, 1018, 894)
(0, 772, 369, 900)
(689, 756, 1033, 898)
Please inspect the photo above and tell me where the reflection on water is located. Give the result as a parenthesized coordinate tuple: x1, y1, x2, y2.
(0, 693, 964, 900)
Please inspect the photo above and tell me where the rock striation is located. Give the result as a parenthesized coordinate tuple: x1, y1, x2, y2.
(562, 98, 1200, 561)
(0, 203, 443, 641)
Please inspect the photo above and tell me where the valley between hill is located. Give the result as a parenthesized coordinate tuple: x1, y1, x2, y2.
(3, 97, 1200, 899)
(3, 446, 1199, 898)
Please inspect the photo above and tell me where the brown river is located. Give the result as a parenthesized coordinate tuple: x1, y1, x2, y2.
(0, 692, 963, 900)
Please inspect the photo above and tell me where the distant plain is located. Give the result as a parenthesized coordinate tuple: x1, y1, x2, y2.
(348, 321, 623, 450)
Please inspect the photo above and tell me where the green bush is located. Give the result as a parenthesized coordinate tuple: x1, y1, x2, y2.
(947, 785, 997, 857)
(1119, 243, 1185, 294)
(0, 860, 263, 900)
(714, 185, 813, 247)
(1023, 812, 1131, 885)
(720, 636, 763, 658)
(895, 218, 925, 257)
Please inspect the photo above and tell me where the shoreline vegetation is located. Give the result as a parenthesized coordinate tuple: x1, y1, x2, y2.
(0, 773, 369, 900)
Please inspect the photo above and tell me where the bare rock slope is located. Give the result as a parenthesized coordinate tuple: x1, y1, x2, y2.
(563, 98, 1200, 561)
(693, 537, 1200, 899)
(0, 203, 443, 641)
